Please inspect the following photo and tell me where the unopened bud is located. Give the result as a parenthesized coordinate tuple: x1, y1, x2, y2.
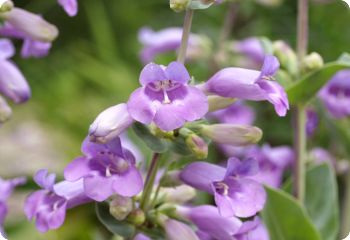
(0, 95, 11, 123)
(109, 195, 133, 221)
(170, 0, 190, 12)
(161, 185, 196, 204)
(273, 40, 298, 76)
(186, 134, 208, 159)
(207, 95, 236, 112)
(127, 209, 146, 226)
(165, 219, 198, 240)
(302, 52, 324, 73)
(1, 8, 58, 42)
(0, 0, 13, 13)
(89, 103, 134, 144)
(200, 124, 262, 146)
(161, 170, 182, 187)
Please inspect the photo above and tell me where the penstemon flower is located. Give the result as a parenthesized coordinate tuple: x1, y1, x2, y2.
(64, 136, 143, 201)
(180, 157, 266, 218)
(57, 0, 78, 17)
(127, 61, 208, 131)
(204, 55, 289, 116)
(24, 170, 90, 232)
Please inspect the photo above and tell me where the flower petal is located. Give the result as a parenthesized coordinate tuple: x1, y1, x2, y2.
(64, 156, 91, 181)
(0, 39, 15, 60)
(153, 103, 186, 131)
(84, 175, 114, 201)
(178, 86, 208, 122)
(34, 169, 56, 190)
(165, 61, 191, 84)
(112, 166, 143, 197)
(139, 63, 166, 86)
(58, 0, 78, 17)
(127, 88, 156, 125)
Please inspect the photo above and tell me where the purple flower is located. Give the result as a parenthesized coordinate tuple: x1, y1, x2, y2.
(89, 103, 134, 144)
(0, 39, 31, 103)
(127, 62, 208, 131)
(177, 205, 242, 240)
(134, 233, 151, 240)
(234, 217, 269, 240)
(319, 70, 350, 119)
(310, 147, 336, 167)
(233, 38, 265, 66)
(24, 169, 90, 232)
(164, 219, 199, 240)
(180, 158, 266, 218)
(205, 55, 289, 116)
(246, 145, 293, 188)
(0, 176, 26, 237)
(306, 108, 318, 137)
(211, 102, 256, 126)
(64, 136, 143, 201)
(138, 27, 207, 64)
(58, 0, 78, 17)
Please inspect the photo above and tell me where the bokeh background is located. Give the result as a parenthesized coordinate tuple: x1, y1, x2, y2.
(1, 0, 350, 239)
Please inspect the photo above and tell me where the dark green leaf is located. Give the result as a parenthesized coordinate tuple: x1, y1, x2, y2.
(95, 202, 135, 238)
(262, 187, 321, 240)
(287, 53, 350, 105)
(132, 122, 170, 153)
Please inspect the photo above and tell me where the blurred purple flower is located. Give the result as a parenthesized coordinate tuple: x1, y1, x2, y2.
(24, 170, 90, 232)
(64, 136, 143, 201)
(306, 108, 318, 137)
(180, 158, 266, 218)
(138, 27, 207, 64)
(233, 37, 265, 66)
(319, 70, 350, 119)
(205, 55, 289, 116)
(310, 147, 336, 167)
(234, 217, 269, 240)
(177, 205, 242, 240)
(165, 219, 199, 240)
(246, 144, 293, 188)
(127, 62, 208, 131)
(0, 176, 26, 236)
(58, 0, 78, 17)
(0, 39, 31, 103)
(134, 233, 151, 240)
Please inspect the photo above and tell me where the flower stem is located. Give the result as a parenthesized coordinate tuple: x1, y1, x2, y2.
(293, 0, 308, 203)
(140, 153, 161, 211)
(177, 9, 194, 64)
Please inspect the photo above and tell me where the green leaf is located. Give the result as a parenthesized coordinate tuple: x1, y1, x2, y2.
(132, 122, 170, 153)
(95, 202, 135, 238)
(261, 187, 321, 240)
(305, 163, 339, 240)
(287, 53, 350, 105)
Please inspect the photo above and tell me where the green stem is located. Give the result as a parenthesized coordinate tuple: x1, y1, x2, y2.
(293, 0, 309, 204)
(140, 153, 161, 211)
(177, 10, 194, 64)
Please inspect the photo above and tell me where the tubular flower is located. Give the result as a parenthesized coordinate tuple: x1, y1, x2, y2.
(127, 61, 208, 131)
(58, 0, 78, 17)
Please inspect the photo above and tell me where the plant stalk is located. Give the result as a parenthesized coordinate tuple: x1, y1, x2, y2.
(177, 9, 194, 64)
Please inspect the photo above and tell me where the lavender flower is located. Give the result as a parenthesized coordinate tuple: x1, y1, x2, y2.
(180, 158, 266, 218)
(306, 108, 318, 137)
(233, 38, 265, 66)
(246, 144, 293, 188)
(58, 0, 78, 17)
(0, 176, 26, 236)
(127, 62, 208, 131)
(0, 39, 31, 103)
(134, 233, 151, 240)
(234, 217, 269, 240)
(177, 205, 242, 240)
(64, 136, 143, 201)
(319, 70, 350, 118)
(204, 55, 289, 116)
(139, 27, 209, 64)
(165, 219, 199, 240)
(24, 169, 90, 232)
(89, 103, 134, 143)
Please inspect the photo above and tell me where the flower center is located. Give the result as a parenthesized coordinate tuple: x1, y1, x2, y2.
(147, 80, 181, 104)
(213, 181, 229, 196)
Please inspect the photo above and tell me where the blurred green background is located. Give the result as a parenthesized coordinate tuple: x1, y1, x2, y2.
(0, 0, 350, 239)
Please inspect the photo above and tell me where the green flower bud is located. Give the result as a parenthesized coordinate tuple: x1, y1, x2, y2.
(185, 133, 208, 159)
(207, 95, 236, 112)
(170, 0, 191, 12)
(200, 124, 262, 146)
(273, 40, 298, 76)
(109, 195, 133, 221)
(0, 0, 13, 13)
(161, 185, 196, 204)
(302, 52, 324, 73)
(127, 209, 146, 226)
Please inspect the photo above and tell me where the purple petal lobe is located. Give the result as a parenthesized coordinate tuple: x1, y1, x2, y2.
(0, 39, 15, 59)
(34, 169, 56, 190)
(84, 175, 115, 202)
(112, 166, 143, 197)
(139, 63, 166, 86)
(58, 0, 78, 17)
(165, 61, 191, 84)
(127, 88, 156, 124)
(64, 156, 93, 182)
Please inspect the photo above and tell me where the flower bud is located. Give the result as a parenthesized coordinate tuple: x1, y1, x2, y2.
(1, 8, 58, 42)
(0, 95, 12, 123)
(200, 124, 262, 146)
(89, 103, 134, 144)
(160, 170, 182, 187)
(185, 134, 208, 159)
(164, 219, 199, 240)
(207, 95, 236, 112)
(302, 52, 324, 73)
(0, 0, 13, 13)
(109, 195, 133, 221)
(273, 40, 298, 76)
(127, 209, 146, 226)
(170, 0, 190, 12)
(161, 185, 196, 204)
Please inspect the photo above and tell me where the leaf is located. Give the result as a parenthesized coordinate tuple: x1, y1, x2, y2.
(261, 187, 321, 240)
(132, 122, 170, 153)
(95, 202, 135, 238)
(304, 163, 339, 240)
(287, 53, 350, 105)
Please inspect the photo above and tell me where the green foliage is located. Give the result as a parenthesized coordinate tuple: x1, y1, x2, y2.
(262, 187, 321, 240)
